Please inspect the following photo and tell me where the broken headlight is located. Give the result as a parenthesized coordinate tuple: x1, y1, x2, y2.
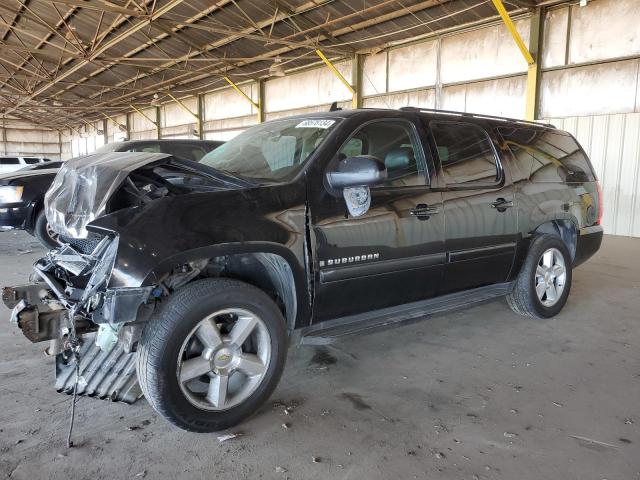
(0, 185, 24, 203)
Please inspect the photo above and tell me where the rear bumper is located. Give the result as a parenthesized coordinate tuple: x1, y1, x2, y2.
(0, 204, 30, 230)
(574, 225, 603, 267)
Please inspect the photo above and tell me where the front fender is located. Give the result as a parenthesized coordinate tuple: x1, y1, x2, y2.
(87, 184, 310, 322)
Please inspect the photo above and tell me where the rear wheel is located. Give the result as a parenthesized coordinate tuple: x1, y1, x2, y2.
(34, 210, 61, 249)
(507, 235, 572, 318)
(136, 278, 288, 432)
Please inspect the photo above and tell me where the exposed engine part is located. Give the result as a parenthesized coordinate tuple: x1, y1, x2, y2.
(3, 283, 93, 343)
(55, 332, 141, 404)
(95, 323, 121, 351)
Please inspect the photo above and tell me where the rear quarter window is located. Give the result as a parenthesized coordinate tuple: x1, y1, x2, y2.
(498, 126, 595, 183)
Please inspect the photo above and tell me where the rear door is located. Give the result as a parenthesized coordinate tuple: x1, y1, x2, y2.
(427, 119, 518, 293)
(310, 116, 445, 321)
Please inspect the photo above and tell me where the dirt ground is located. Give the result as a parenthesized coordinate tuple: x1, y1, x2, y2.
(0, 230, 638, 480)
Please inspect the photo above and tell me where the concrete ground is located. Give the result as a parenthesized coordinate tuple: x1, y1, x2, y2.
(0, 231, 638, 480)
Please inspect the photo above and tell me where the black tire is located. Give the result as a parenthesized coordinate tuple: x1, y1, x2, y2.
(34, 210, 60, 249)
(506, 234, 573, 319)
(136, 278, 288, 432)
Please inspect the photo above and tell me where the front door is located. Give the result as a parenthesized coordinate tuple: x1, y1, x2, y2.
(310, 117, 445, 322)
(426, 119, 517, 293)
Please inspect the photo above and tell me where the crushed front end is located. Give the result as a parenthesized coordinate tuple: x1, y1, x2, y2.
(3, 233, 154, 402)
(1, 152, 171, 403)
(2, 151, 251, 404)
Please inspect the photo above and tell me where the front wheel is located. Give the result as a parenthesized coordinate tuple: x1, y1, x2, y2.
(136, 278, 288, 432)
(34, 210, 61, 249)
(507, 234, 573, 318)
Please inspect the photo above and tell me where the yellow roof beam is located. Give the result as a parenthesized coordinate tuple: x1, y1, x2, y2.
(224, 76, 259, 110)
(130, 104, 157, 126)
(166, 92, 199, 121)
(315, 49, 355, 95)
(490, 0, 535, 65)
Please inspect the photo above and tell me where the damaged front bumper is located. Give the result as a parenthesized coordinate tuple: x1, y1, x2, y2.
(2, 235, 155, 402)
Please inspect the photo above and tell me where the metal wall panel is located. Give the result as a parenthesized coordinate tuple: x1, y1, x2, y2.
(130, 130, 156, 141)
(130, 108, 156, 133)
(264, 101, 350, 121)
(362, 52, 387, 96)
(440, 18, 530, 84)
(539, 59, 640, 118)
(1, 125, 61, 158)
(162, 97, 197, 128)
(542, 6, 568, 68)
(265, 60, 352, 113)
(107, 114, 127, 143)
(569, 0, 640, 65)
(204, 83, 257, 121)
(362, 89, 436, 109)
(388, 40, 438, 92)
(441, 76, 527, 118)
(548, 113, 640, 237)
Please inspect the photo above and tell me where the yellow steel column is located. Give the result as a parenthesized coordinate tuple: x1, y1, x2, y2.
(490, 0, 540, 121)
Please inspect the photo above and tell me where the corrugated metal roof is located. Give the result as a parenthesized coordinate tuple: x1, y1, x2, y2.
(0, 0, 549, 128)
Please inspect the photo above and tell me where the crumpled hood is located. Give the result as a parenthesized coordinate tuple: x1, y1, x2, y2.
(45, 151, 172, 239)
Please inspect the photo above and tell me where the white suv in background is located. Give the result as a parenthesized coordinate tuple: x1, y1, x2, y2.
(0, 156, 51, 174)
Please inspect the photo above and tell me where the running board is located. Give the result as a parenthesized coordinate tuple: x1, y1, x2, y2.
(298, 283, 512, 345)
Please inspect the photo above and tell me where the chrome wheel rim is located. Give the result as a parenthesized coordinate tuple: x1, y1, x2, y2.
(45, 222, 62, 245)
(177, 308, 271, 411)
(535, 248, 567, 307)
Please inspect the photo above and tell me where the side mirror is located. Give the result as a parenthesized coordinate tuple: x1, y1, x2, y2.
(326, 155, 387, 189)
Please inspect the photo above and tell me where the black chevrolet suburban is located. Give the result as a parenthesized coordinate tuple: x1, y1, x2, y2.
(3, 108, 602, 432)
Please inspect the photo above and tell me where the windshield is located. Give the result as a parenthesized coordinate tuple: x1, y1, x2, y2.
(199, 117, 339, 181)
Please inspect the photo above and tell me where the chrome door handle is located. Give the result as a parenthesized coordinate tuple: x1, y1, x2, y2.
(491, 198, 514, 212)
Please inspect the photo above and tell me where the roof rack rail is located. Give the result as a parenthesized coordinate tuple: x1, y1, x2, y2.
(397, 106, 556, 129)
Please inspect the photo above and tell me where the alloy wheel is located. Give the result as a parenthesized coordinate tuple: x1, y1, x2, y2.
(535, 247, 567, 307)
(176, 308, 271, 411)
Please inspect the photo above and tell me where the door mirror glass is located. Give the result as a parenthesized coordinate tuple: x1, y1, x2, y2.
(326, 155, 387, 189)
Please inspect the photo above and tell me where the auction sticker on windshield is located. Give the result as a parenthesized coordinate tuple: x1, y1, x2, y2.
(295, 119, 335, 129)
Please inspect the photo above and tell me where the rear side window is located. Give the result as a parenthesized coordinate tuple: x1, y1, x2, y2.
(0, 157, 20, 165)
(498, 126, 595, 183)
(24, 158, 40, 164)
(431, 122, 499, 186)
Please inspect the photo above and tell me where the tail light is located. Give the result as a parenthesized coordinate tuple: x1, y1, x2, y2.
(596, 180, 603, 225)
